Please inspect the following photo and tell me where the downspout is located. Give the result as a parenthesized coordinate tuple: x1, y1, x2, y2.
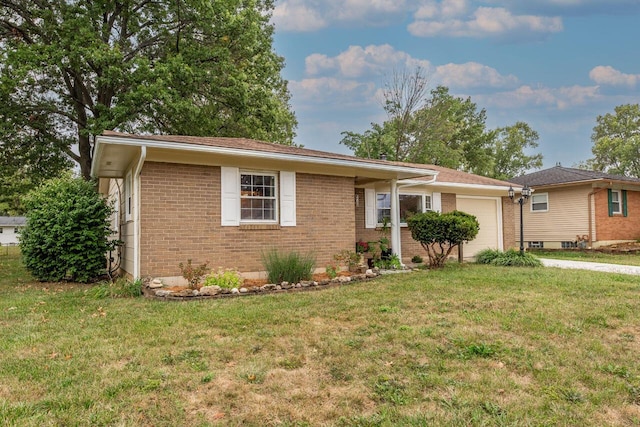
(133, 146, 147, 278)
(587, 187, 605, 248)
(390, 179, 401, 262)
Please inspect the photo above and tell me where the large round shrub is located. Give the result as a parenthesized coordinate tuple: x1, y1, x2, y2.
(20, 176, 114, 282)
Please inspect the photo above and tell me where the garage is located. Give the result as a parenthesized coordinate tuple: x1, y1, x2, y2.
(456, 196, 503, 258)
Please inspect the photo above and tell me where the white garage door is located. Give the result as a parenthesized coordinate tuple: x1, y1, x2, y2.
(456, 197, 502, 258)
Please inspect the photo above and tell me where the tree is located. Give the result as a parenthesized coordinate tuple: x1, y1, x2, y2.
(490, 122, 543, 180)
(0, 0, 297, 180)
(20, 175, 114, 282)
(590, 104, 640, 177)
(407, 210, 479, 268)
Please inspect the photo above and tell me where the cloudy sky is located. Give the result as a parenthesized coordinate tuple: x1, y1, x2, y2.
(271, 0, 640, 170)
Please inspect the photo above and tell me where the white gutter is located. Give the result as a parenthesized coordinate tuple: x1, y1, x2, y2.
(95, 135, 437, 179)
(90, 137, 103, 178)
(133, 146, 147, 279)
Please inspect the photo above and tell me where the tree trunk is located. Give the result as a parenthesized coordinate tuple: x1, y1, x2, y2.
(78, 133, 93, 180)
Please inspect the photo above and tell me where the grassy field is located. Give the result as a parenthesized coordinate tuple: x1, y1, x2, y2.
(533, 250, 640, 267)
(2, 251, 640, 426)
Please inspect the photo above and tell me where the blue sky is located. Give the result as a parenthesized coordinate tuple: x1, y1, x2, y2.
(271, 0, 640, 170)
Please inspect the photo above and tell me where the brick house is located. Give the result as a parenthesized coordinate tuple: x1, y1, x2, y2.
(92, 131, 520, 281)
(510, 165, 640, 249)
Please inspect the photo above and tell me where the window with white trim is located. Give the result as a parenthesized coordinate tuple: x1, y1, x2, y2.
(240, 172, 277, 222)
(530, 193, 548, 212)
(610, 190, 621, 214)
(376, 193, 430, 225)
(528, 241, 544, 248)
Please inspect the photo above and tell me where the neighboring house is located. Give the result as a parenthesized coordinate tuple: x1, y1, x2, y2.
(0, 216, 26, 245)
(510, 165, 640, 249)
(91, 131, 521, 281)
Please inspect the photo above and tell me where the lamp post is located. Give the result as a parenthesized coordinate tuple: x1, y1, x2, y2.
(508, 185, 531, 255)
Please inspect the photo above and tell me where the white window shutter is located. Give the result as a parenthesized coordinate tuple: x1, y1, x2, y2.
(220, 167, 240, 226)
(365, 188, 376, 229)
(432, 192, 442, 213)
(280, 171, 296, 226)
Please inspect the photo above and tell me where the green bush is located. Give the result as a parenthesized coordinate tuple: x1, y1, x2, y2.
(20, 175, 114, 282)
(203, 267, 243, 289)
(261, 249, 315, 284)
(87, 278, 142, 299)
(407, 210, 480, 268)
(411, 255, 423, 263)
(475, 249, 502, 265)
(476, 249, 542, 267)
(374, 254, 402, 270)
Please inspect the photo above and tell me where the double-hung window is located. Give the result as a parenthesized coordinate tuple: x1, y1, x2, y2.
(530, 193, 548, 212)
(376, 193, 429, 225)
(240, 172, 277, 222)
(610, 190, 621, 214)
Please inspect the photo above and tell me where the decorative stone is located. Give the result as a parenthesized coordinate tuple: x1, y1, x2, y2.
(219, 288, 231, 294)
(239, 287, 248, 293)
(154, 290, 172, 297)
(330, 277, 341, 283)
(149, 278, 163, 289)
(281, 281, 289, 287)
(192, 290, 200, 296)
(301, 281, 310, 287)
(261, 284, 277, 291)
(174, 289, 195, 297)
(318, 280, 330, 285)
(338, 276, 352, 283)
(311, 281, 319, 286)
(365, 269, 377, 278)
(199, 286, 219, 296)
(231, 288, 239, 294)
(275, 285, 282, 290)
(295, 283, 302, 288)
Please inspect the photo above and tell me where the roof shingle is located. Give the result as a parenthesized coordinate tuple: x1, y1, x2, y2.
(511, 166, 640, 187)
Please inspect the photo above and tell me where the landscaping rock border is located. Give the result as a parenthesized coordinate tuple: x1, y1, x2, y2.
(143, 268, 384, 300)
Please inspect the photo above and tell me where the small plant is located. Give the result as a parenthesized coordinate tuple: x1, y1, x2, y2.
(261, 249, 315, 284)
(179, 259, 210, 289)
(333, 249, 360, 271)
(475, 248, 502, 265)
(87, 278, 142, 299)
(356, 240, 369, 253)
(326, 264, 338, 279)
(374, 253, 402, 270)
(411, 255, 423, 263)
(203, 267, 243, 289)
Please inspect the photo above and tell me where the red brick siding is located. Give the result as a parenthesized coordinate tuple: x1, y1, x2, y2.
(501, 196, 516, 250)
(595, 189, 640, 241)
(139, 162, 355, 277)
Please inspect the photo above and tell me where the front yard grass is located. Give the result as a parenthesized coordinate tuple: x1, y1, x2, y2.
(1, 250, 640, 425)
(534, 249, 640, 266)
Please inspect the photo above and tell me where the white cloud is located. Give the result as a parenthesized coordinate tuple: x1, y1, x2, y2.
(589, 65, 640, 87)
(408, 5, 563, 39)
(289, 77, 377, 106)
(434, 62, 519, 88)
(305, 44, 431, 78)
(273, 1, 328, 31)
(479, 84, 600, 109)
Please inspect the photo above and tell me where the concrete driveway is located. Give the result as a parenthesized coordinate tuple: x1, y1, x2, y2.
(540, 258, 640, 276)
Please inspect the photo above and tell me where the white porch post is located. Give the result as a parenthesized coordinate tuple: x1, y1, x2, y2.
(390, 179, 401, 261)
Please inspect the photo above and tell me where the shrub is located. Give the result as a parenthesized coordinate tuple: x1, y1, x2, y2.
(261, 249, 315, 284)
(490, 249, 542, 267)
(374, 254, 402, 270)
(325, 264, 338, 279)
(87, 278, 143, 299)
(475, 249, 502, 265)
(179, 259, 209, 289)
(407, 210, 480, 268)
(20, 175, 114, 282)
(333, 249, 360, 270)
(411, 255, 423, 264)
(203, 267, 243, 289)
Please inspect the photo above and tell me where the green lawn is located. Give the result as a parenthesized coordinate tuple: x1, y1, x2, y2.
(534, 249, 640, 267)
(2, 250, 640, 425)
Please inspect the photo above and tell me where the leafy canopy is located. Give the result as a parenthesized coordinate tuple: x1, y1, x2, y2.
(590, 104, 640, 177)
(407, 210, 479, 268)
(0, 0, 297, 179)
(20, 175, 114, 282)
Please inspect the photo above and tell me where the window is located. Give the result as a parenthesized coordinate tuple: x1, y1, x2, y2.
(376, 193, 427, 225)
(610, 190, 621, 214)
(14, 227, 21, 234)
(528, 241, 544, 248)
(561, 241, 577, 249)
(240, 172, 277, 222)
(531, 193, 548, 212)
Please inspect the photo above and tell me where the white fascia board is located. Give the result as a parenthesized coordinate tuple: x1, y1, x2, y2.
(428, 182, 525, 192)
(90, 139, 103, 177)
(95, 135, 438, 179)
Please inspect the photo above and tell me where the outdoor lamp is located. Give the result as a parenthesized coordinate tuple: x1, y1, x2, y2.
(509, 185, 531, 255)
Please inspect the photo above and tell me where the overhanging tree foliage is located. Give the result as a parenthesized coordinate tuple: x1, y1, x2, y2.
(590, 104, 640, 177)
(20, 175, 114, 282)
(407, 210, 479, 268)
(0, 0, 297, 179)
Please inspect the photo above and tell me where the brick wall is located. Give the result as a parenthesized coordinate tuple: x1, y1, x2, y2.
(501, 196, 516, 250)
(139, 162, 355, 277)
(594, 189, 640, 241)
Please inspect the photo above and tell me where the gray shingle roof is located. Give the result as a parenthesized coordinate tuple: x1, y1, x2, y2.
(510, 166, 640, 187)
(0, 216, 26, 226)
